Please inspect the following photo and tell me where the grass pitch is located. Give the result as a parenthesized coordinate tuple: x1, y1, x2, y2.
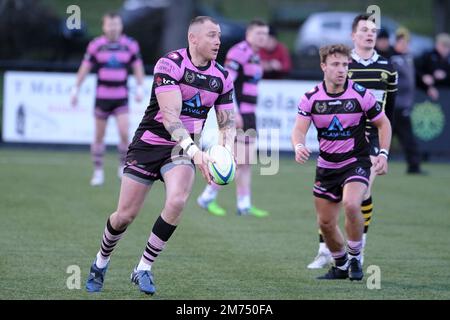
(1, 148, 449, 300)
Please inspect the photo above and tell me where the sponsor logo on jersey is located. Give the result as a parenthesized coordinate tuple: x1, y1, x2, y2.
(162, 78, 175, 85)
(182, 92, 207, 116)
(320, 116, 351, 138)
(168, 52, 180, 60)
(344, 100, 356, 112)
(155, 76, 175, 86)
(184, 70, 195, 84)
(209, 78, 219, 90)
(106, 54, 122, 68)
(298, 109, 309, 117)
(354, 83, 365, 92)
(184, 92, 202, 108)
(315, 102, 327, 113)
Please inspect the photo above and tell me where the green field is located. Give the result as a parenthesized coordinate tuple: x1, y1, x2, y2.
(1, 149, 449, 300)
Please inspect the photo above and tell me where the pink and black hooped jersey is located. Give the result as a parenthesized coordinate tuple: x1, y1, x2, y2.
(82, 35, 143, 100)
(225, 41, 263, 114)
(131, 48, 234, 147)
(298, 80, 384, 169)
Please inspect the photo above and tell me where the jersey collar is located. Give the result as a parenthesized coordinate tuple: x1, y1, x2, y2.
(186, 48, 211, 71)
(351, 49, 380, 66)
(322, 79, 349, 97)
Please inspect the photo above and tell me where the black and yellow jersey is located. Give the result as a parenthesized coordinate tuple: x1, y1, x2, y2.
(348, 50, 398, 134)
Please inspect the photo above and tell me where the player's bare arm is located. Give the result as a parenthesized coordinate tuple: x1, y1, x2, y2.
(216, 108, 236, 151)
(157, 90, 192, 142)
(371, 114, 392, 175)
(132, 62, 145, 102)
(71, 63, 92, 106)
(291, 116, 312, 164)
(157, 90, 214, 183)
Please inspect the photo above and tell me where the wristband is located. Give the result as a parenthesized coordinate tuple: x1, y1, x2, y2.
(295, 143, 305, 150)
(180, 137, 195, 150)
(180, 137, 200, 159)
(186, 144, 200, 158)
(379, 149, 389, 159)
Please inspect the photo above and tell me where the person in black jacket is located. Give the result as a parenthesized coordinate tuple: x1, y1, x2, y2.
(375, 28, 394, 58)
(390, 28, 425, 175)
(416, 33, 450, 100)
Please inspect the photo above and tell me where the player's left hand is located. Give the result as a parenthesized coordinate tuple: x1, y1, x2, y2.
(193, 150, 215, 184)
(373, 155, 388, 175)
(295, 144, 311, 164)
(434, 69, 446, 80)
(70, 86, 79, 107)
(135, 86, 144, 103)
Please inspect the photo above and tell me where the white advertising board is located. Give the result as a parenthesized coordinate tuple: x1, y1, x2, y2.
(2, 72, 319, 151)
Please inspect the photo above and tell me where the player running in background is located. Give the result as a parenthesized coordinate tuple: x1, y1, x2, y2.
(292, 44, 392, 280)
(197, 20, 270, 217)
(71, 12, 145, 186)
(307, 14, 398, 269)
(85, 16, 236, 295)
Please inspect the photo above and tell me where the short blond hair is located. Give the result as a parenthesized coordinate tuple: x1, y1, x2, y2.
(189, 16, 218, 30)
(436, 33, 450, 47)
(396, 27, 410, 42)
(319, 44, 351, 64)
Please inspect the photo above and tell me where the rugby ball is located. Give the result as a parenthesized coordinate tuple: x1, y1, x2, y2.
(207, 145, 236, 185)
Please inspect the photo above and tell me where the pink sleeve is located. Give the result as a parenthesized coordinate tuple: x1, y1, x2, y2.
(82, 39, 98, 67)
(224, 47, 244, 82)
(215, 73, 235, 111)
(129, 39, 143, 67)
(297, 95, 312, 119)
(362, 90, 376, 112)
(363, 90, 384, 122)
(153, 57, 183, 94)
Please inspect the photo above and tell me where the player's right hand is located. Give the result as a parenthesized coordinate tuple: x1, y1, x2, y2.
(295, 144, 311, 164)
(70, 94, 78, 107)
(422, 74, 434, 86)
(373, 155, 388, 175)
(192, 151, 215, 184)
(434, 69, 446, 80)
(70, 86, 79, 107)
